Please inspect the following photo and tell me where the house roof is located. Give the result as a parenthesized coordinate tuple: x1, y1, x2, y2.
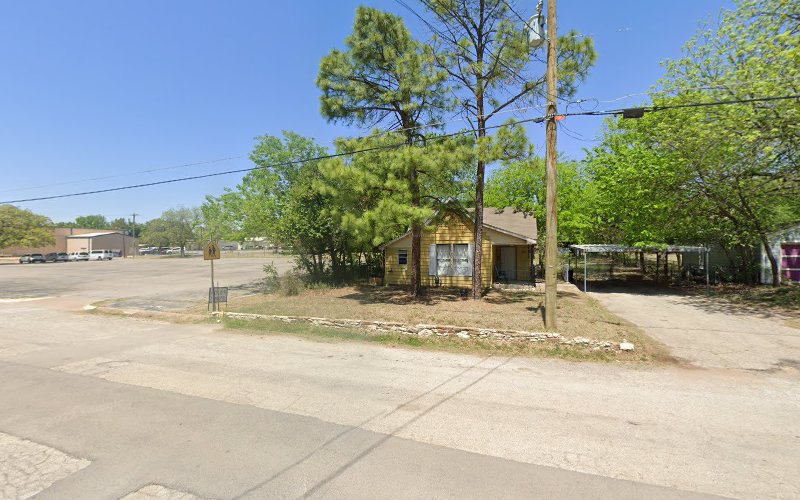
(382, 207, 537, 248)
(480, 207, 537, 243)
(65, 231, 123, 239)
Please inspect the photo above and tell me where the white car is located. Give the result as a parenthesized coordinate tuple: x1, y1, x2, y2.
(89, 250, 113, 261)
(68, 252, 90, 261)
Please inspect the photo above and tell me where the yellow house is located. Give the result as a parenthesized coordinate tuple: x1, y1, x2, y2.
(383, 207, 538, 288)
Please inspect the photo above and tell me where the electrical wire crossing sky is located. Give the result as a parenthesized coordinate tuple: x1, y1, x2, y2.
(0, 0, 737, 222)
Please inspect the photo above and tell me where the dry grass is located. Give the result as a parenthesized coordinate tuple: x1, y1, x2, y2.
(223, 316, 629, 362)
(228, 284, 670, 362)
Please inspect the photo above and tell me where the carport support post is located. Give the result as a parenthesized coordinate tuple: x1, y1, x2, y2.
(583, 251, 587, 292)
(705, 249, 710, 295)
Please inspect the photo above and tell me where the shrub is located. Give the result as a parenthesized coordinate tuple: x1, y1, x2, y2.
(282, 270, 305, 296)
(262, 262, 280, 292)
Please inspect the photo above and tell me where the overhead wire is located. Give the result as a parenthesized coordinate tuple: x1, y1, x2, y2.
(3, 93, 797, 205)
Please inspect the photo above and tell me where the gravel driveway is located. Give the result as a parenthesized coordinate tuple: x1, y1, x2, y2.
(590, 287, 800, 371)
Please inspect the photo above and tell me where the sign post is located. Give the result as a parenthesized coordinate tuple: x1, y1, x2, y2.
(204, 239, 220, 311)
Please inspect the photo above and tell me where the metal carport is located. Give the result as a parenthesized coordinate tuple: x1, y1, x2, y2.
(569, 244, 710, 292)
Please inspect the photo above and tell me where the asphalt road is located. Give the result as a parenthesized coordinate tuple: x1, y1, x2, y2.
(0, 258, 798, 499)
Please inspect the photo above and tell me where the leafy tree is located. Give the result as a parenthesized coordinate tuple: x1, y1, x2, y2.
(585, 0, 799, 285)
(200, 191, 245, 242)
(317, 6, 450, 295)
(421, 0, 596, 298)
(485, 153, 593, 250)
(0, 205, 54, 248)
(204, 132, 355, 280)
(74, 214, 109, 229)
(141, 207, 200, 256)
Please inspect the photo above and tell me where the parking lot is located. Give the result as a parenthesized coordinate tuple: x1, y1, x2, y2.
(0, 255, 294, 306)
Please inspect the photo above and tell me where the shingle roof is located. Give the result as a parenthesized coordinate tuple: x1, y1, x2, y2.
(480, 207, 537, 243)
(382, 207, 538, 248)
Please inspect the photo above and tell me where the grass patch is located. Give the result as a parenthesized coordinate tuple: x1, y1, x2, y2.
(704, 284, 800, 315)
(222, 314, 658, 364)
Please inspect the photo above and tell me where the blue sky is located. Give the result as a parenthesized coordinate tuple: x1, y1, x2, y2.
(0, 0, 732, 223)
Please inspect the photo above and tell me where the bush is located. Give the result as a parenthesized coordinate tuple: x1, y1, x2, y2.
(262, 263, 280, 292)
(282, 270, 304, 296)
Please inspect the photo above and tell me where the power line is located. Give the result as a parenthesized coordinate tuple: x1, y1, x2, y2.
(3, 94, 796, 205)
(0, 155, 247, 195)
(2, 102, 547, 196)
(0, 116, 548, 205)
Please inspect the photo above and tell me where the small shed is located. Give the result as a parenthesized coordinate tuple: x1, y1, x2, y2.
(762, 224, 800, 284)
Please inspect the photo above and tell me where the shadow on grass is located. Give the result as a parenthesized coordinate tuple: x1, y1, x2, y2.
(338, 284, 584, 308)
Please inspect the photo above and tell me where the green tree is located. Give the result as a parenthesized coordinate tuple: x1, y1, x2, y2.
(141, 207, 200, 256)
(204, 132, 354, 280)
(317, 6, 450, 295)
(74, 214, 109, 229)
(0, 205, 54, 248)
(200, 191, 245, 242)
(485, 153, 593, 249)
(422, 0, 596, 298)
(317, 133, 475, 250)
(585, 0, 799, 285)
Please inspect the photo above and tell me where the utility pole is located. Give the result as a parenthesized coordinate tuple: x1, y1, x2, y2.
(544, 0, 558, 329)
(131, 212, 139, 258)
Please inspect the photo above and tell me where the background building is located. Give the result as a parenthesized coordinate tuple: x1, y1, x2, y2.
(0, 227, 130, 256)
(66, 231, 135, 257)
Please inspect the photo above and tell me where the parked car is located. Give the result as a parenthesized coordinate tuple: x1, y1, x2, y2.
(44, 252, 69, 263)
(19, 253, 46, 264)
(68, 252, 90, 261)
(222, 245, 236, 251)
(89, 250, 113, 261)
(166, 247, 182, 255)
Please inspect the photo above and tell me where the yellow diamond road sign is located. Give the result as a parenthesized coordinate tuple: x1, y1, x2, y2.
(204, 241, 220, 260)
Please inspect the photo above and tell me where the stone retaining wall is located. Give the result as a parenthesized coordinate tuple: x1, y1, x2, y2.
(215, 311, 619, 351)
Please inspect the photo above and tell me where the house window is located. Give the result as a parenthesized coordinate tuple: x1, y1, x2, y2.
(398, 249, 408, 265)
(433, 243, 472, 276)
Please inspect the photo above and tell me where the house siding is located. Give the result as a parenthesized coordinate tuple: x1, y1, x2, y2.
(385, 216, 494, 288)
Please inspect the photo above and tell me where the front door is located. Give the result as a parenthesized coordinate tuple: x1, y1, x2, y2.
(782, 244, 800, 282)
(500, 246, 517, 280)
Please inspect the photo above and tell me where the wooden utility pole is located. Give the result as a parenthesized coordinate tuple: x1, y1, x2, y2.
(544, 0, 558, 329)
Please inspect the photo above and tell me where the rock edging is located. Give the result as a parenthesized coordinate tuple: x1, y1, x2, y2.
(214, 311, 622, 351)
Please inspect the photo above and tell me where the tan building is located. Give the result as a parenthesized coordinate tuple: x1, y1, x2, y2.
(383, 208, 538, 288)
(66, 231, 135, 257)
(0, 227, 124, 256)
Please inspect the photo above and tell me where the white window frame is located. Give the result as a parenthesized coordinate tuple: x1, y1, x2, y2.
(432, 243, 473, 277)
(397, 248, 408, 265)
